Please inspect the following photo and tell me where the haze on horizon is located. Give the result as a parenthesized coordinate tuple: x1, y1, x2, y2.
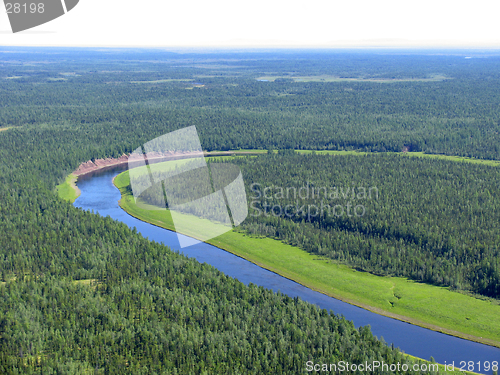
(0, 0, 499, 48)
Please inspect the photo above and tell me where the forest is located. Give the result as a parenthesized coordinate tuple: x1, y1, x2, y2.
(235, 153, 500, 298)
(1, 47, 500, 373)
(135, 152, 500, 299)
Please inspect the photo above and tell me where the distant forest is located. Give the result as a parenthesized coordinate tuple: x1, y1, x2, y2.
(1, 47, 500, 373)
(2, 48, 500, 159)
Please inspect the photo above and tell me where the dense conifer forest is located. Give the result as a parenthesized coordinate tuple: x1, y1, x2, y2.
(137, 151, 500, 299)
(233, 153, 500, 298)
(1, 47, 500, 373)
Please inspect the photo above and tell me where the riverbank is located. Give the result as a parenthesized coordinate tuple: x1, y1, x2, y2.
(73, 150, 264, 177)
(112, 167, 500, 349)
(56, 174, 81, 203)
(56, 149, 264, 202)
(57, 148, 500, 204)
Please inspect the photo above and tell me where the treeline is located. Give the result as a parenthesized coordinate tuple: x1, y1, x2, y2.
(231, 153, 500, 298)
(2, 50, 500, 159)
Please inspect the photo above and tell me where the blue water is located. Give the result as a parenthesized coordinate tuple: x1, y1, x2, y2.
(74, 167, 500, 374)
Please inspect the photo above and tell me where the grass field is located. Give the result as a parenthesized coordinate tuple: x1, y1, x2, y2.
(56, 174, 80, 203)
(296, 149, 500, 167)
(207, 149, 268, 155)
(113, 166, 500, 348)
(403, 151, 500, 167)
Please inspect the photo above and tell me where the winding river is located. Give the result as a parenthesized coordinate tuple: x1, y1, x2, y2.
(74, 166, 500, 374)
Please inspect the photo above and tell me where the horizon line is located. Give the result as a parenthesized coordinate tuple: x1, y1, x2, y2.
(2, 44, 500, 51)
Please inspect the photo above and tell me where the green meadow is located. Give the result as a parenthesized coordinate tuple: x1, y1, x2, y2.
(296, 149, 500, 166)
(56, 173, 80, 203)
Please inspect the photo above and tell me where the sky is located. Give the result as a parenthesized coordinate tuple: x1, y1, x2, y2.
(1, 0, 500, 48)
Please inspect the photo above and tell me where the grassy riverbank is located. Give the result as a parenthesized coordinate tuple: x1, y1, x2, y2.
(56, 173, 80, 203)
(113, 166, 500, 349)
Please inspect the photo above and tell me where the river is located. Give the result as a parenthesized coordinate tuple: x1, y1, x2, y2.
(74, 166, 500, 374)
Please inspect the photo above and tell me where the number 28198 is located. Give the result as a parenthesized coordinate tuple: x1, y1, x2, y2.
(5, 3, 45, 14)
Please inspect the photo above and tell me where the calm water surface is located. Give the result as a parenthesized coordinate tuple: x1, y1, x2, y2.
(74, 167, 500, 374)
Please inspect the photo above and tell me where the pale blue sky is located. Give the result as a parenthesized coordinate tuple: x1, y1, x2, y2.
(1, 0, 499, 47)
